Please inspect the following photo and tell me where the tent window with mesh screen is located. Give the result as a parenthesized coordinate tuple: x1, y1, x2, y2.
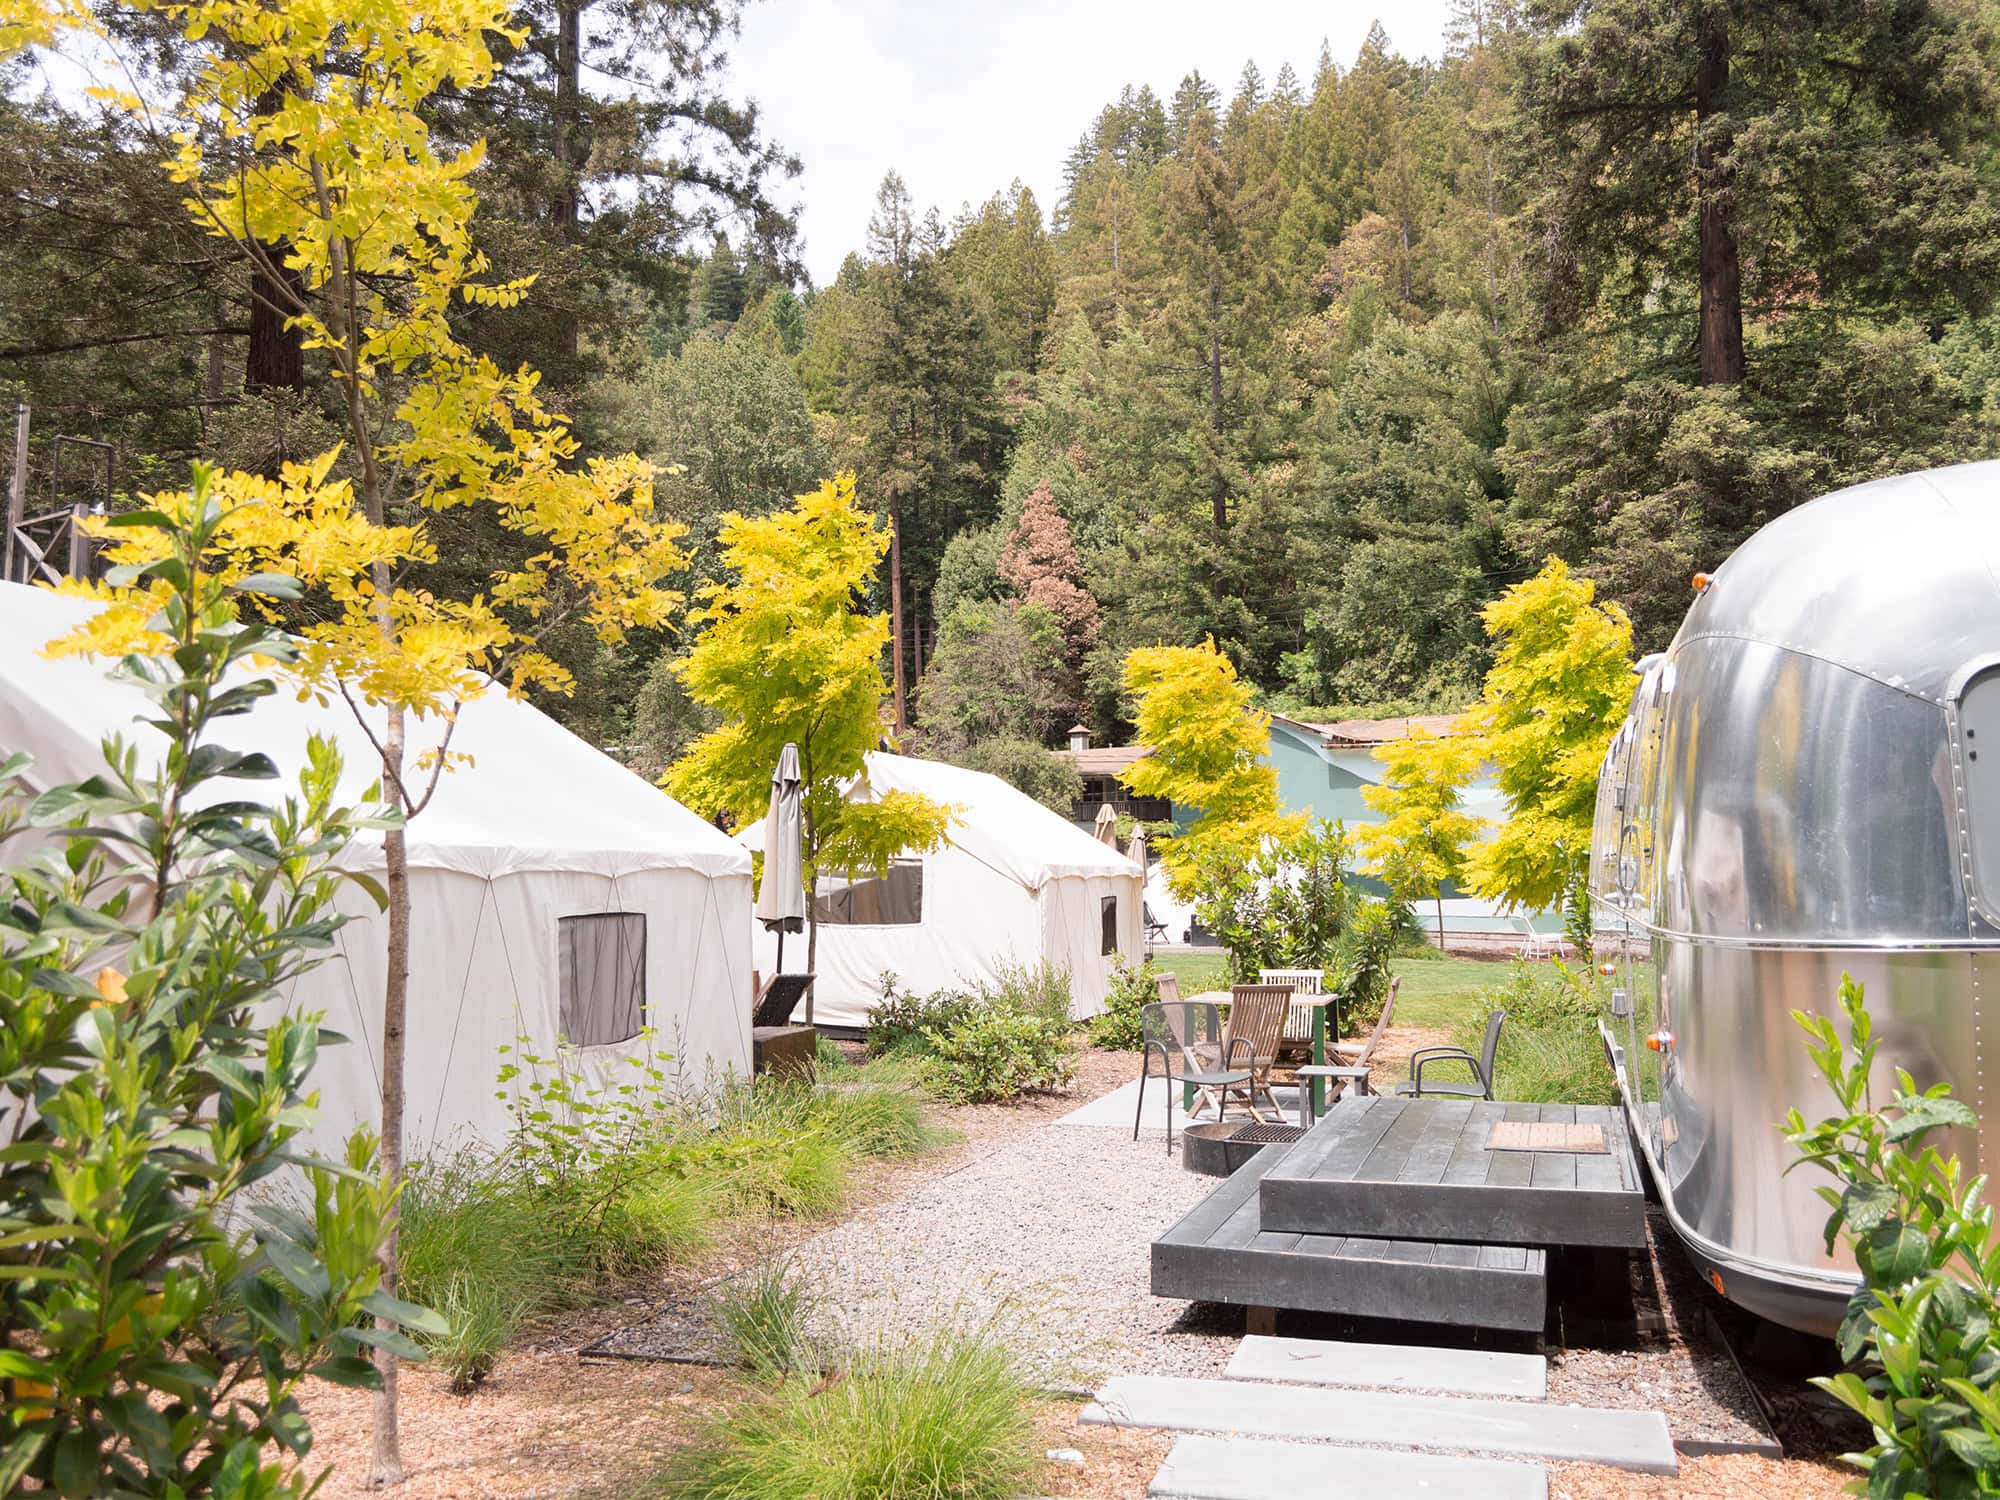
(558, 913, 647, 1047)
(1100, 895, 1119, 956)
(814, 859, 924, 926)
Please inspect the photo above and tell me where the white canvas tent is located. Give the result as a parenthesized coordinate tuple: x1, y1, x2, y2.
(0, 583, 753, 1155)
(741, 752, 1143, 1029)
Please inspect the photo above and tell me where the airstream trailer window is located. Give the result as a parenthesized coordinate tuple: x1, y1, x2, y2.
(1954, 662, 2000, 925)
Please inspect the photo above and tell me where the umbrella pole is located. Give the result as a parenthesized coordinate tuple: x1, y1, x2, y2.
(776, 930, 785, 974)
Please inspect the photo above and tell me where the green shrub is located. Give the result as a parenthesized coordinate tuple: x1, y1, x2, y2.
(1481, 957, 1601, 1028)
(663, 1327, 1038, 1500)
(1092, 957, 1158, 1050)
(867, 975, 980, 1058)
(984, 958, 1074, 1024)
(711, 1261, 820, 1377)
(1191, 820, 1355, 982)
(0, 490, 435, 1497)
(922, 1008, 1077, 1104)
(1333, 896, 1403, 1034)
(1786, 976, 2000, 1497)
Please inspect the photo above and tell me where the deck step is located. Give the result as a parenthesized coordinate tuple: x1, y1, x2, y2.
(1148, 1434, 1549, 1499)
(1259, 1098, 1648, 1249)
(1151, 1148, 1547, 1333)
(1082, 1375, 1677, 1476)
(1226, 1335, 1547, 1399)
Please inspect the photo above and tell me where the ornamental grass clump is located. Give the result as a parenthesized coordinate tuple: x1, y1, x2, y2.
(1786, 975, 2000, 1496)
(661, 1325, 1038, 1500)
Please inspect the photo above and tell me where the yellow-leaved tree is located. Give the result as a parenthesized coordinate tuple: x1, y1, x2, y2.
(1459, 559, 1634, 915)
(1371, 560, 1633, 944)
(1355, 726, 1488, 950)
(666, 476, 952, 993)
(34, 0, 688, 1481)
(1117, 639, 1302, 896)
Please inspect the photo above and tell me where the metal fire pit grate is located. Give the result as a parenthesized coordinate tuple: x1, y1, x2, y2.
(1231, 1123, 1308, 1145)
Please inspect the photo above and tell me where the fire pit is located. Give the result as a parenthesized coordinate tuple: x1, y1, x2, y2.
(1181, 1120, 1308, 1177)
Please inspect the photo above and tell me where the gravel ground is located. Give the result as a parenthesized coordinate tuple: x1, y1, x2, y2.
(607, 1116, 1225, 1387)
(1548, 1229, 1773, 1452)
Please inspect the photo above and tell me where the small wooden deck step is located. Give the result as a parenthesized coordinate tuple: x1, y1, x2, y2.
(1083, 1374, 1678, 1475)
(1147, 1434, 1549, 1499)
(1226, 1335, 1547, 1399)
(1259, 1097, 1647, 1249)
(1151, 1146, 1547, 1333)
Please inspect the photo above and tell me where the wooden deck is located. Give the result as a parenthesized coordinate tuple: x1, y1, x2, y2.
(1151, 1146, 1549, 1333)
(1258, 1096, 1648, 1249)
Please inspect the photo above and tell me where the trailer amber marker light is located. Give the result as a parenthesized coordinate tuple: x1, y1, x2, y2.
(1646, 1031, 1673, 1051)
(1692, 572, 1712, 593)
(1599, 963, 1616, 977)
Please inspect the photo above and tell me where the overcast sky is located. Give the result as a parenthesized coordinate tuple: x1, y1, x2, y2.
(725, 1, 1459, 287)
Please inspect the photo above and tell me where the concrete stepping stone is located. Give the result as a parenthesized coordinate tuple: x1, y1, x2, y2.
(1149, 1434, 1549, 1499)
(1226, 1335, 1548, 1399)
(1082, 1374, 1676, 1476)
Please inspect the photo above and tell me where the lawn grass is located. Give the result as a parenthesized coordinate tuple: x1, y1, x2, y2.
(1146, 950, 1232, 994)
(1387, 951, 1512, 1029)
(1151, 948, 1504, 1031)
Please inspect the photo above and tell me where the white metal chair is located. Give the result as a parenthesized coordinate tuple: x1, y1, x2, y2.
(1259, 967, 1326, 1045)
(1516, 917, 1559, 960)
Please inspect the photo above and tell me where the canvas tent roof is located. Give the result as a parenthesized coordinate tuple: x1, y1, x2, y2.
(740, 751, 1141, 888)
(0, 583, 750, 883)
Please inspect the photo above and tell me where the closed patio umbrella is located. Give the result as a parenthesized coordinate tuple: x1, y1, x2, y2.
(1093, 801, 1119, 846)
(756, 742, 806, 979)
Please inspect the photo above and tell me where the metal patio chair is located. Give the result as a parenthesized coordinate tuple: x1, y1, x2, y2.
(1393, 1007, 1507, 1101)
(1134, 999, 1252, 1152)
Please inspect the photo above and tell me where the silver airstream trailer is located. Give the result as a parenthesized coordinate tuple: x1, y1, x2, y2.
(1590, 462, 2000, 1335)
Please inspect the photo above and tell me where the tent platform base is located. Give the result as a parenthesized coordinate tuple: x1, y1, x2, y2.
(752, 1024, 817, 1080)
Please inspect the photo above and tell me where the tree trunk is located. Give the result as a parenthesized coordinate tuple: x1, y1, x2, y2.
(1694, 9, 1745, 386)
(1207, 251, 1227, 600)
(889, 495, 906, 732)
(550, 0, 585, 362)
(246, 246, 306, 395)
(367, 719, 409, 1489)
(1483, 144, 1501, 338)
(1435, 888, 1447, 953)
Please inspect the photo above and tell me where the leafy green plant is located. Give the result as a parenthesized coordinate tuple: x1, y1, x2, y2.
(1092, 957, 1159, 1050)
(662, 1325, 1038, 1500)
(1448, 959, 1612, 1104)
(922, 1008, 1078, 1105)
(867, 974, 980, 1058)
(711, 1261, 820, 1378)
(0, 477, 438, 1496)
(1191, 820, 1354, 983)
(1332, 896, 1403, 1034)
(1785, 975, 2000, 1496)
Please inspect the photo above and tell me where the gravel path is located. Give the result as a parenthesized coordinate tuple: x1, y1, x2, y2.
(606, 1112, 1229, 1388)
